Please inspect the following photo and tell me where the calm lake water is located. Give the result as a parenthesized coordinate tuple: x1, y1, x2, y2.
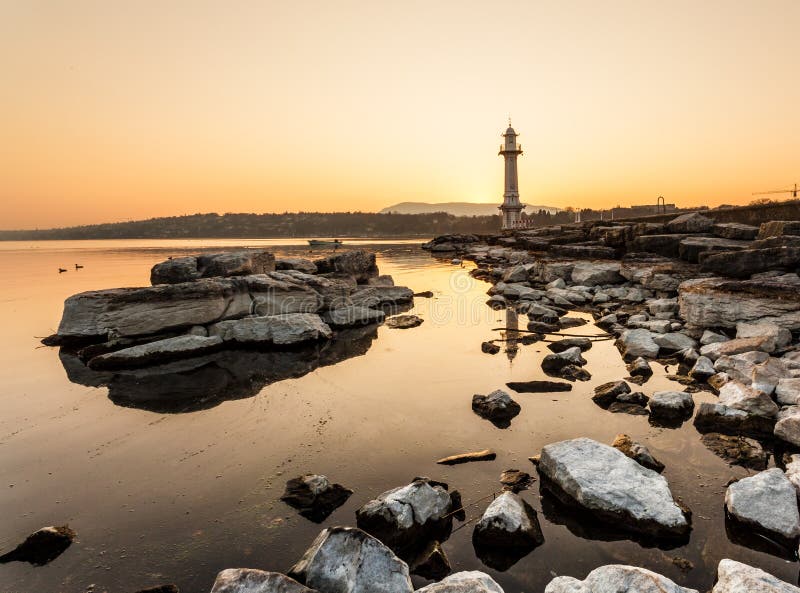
(0, 239, 797, 593)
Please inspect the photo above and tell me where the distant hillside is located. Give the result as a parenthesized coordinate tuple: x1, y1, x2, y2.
(0, 212, 505, 240)
(380, 201, 561, 216)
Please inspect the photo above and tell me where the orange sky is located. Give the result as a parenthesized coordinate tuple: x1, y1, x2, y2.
(1, 0, 799, 229)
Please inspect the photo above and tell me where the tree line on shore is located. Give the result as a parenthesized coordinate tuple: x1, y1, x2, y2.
(0, 210, 577, 240)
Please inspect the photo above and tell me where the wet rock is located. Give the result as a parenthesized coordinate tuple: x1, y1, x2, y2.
(506, 380, 572, 393)
(667, 212, 714, 233)
(280, 474, 353, 523)
(527, 320, 560, 333)
(313, 250, 378, 283)
(617, 391, 649, 405)
(472, 390, 521, 427)
(537, 438, 690, 537)
(209, 314, 333, 345)
(481, 341, 500, 354)
(648, 391, 694, 421)
(608, 402, 649, 415)
(436, 450, 496, 465)
(616, 329, 660, 359)
(559, 316, 587, 329)
(557, 365, 592, 381)
(725, 468, 800, 543)
(416, 572, 504, 593)
(409, 540, 450, 581)
(718, 381, 779, 419)
(526, 303, 560, 323)
(774, 406, 800, 446)
(544, 564, 699, 593)
(542, 347, 586, 372)
(87, 335, 224, 370)
(592, 380, 631, 407)
(472, 492, 544, 570)
(694, 402, 776, 438)
(547, 337, 592, 353)
(689, 356, 715, 381)
(499, 470, 532, 492)
(700, 433, 768, 470)
(385, 315, 423, 329)
(0, 525, 75, 566)
(626, 357, 653, 377)
(711, 558, 799, 593)
(288, 526, 412, 593)
(679, 276, 800, 330)
(210, 569, 314, 593)
(570, 262, 624, 286)
(611, 434, 664, 472)
(355, 478, 452, 553)
(322, 306, 385, 328)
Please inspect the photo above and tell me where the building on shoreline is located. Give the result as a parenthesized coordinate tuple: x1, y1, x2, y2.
(498, 124, 526, 230)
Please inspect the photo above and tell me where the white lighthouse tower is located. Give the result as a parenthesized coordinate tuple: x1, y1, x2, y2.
(498, 122, 525, 230)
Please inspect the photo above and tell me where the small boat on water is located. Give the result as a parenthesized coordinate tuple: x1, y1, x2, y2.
(308, 239, 344, 247)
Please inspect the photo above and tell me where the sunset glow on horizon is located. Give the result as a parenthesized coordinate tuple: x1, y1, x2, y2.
(2, 0, 799, 229)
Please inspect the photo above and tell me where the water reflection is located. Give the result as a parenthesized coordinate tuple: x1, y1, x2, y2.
(58, 324, 379, 413)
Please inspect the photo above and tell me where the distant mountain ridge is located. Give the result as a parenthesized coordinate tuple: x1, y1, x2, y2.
(380, 201, 561, 216)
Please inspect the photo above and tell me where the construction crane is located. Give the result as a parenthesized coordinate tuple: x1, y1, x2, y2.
(752, 183, 799, 199)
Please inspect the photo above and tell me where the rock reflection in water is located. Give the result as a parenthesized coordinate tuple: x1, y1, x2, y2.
(538, 479, 690, 551)
(59, 324, 379, 413)
(724, 512, 798, 561)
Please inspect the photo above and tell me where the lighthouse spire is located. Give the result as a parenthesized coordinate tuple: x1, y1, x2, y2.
(498, 123, 525, 230)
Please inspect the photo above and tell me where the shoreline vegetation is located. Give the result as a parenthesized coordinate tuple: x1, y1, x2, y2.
(0, 211, 566, 241)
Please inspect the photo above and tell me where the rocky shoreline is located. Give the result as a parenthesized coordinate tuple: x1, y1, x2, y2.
(20, 224, 800, 592)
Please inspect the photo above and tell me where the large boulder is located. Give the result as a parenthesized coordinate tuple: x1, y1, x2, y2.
(544, 564, 698, 593)
(210, 569, 315, 593)
(288, 527, 412, 593)
(694, 402, 777, 439)
(314, 250, 378, 284)
(774, 406, 800, 446)
(276, 257, 318, 274)
(87, 335, 224, 370)
(150, 256, 201, 285)
(323, 306, 385, 328)
(55, 276, 325, 342)
(648, 391, 694, 422)
(629, 234, 697, 259)
(700, 336, 777, 360)
(537, 438, 690, 537)
(667, 212, 714, 233)
(711, 558, 800, 593)
(209, 314, 332, 345)
(679, 276, 800, 330)
(724, 468, 800, 543)
(718, 381, 779, 419)
(736, 321, 792, 350)
(355, 478, 452, 553)
(758, 220, 800, 240)
(416, 572, 504, 593)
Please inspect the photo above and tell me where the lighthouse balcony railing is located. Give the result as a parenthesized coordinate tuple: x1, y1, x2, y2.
(498, 144, 522, 152)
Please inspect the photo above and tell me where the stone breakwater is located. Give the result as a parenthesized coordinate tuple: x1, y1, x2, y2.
(42, 249, 414, 370)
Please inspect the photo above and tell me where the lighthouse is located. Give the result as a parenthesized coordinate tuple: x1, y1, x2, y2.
(498, 123, 525, 230)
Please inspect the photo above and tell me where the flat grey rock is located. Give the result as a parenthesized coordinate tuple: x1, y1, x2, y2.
(209, 314, 332, 345)
(538, 438, 689, 537)
(725, 468, 800, 541)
